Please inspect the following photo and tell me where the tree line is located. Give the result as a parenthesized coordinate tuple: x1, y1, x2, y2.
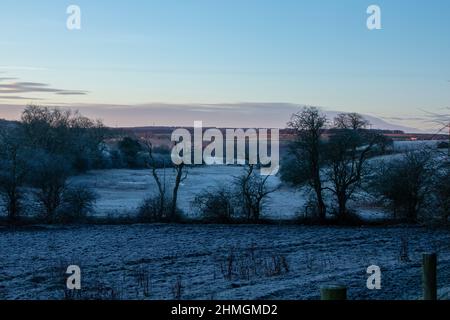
(0, 105, 107, 223)
(280, 107, 449, 224)
(1, 105, 448, 226)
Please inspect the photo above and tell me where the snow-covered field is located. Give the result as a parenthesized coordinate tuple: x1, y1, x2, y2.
(393, 140, 441, 151)
(2, 143, 449, 300)
(69, 166, 308, 220)
(69, 166, 389, 221)
(65, 140, 444, 221)
(1, 224, 449, 300)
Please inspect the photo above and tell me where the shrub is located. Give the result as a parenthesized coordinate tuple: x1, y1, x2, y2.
(28, 152, 72, 223)
(137, 195, 183, 223)
(58, 186, 98, 223)
(433, 165, 450, 224)
(118, 137, 143, 168)
(192, 186, 237, 223)
(369, 149, 436, 223)
(216, 245, 289, 282)
(437, 141, 449, 150)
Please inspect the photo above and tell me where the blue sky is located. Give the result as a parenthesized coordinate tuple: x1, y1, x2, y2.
(0, 0, 449, 130)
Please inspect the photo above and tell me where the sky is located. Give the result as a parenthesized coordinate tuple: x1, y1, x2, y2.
(0, 0, 449, 131)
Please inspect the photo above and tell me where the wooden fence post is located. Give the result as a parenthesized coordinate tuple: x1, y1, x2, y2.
(320, 285, 347, 300)
(422, 253, 437, 300)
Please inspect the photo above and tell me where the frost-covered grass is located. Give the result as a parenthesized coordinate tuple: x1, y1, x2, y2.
(67, 166, 395, 222)
(1, 224, 449, 300)
(393, 140, 440, 152)
(69, 166, 308, 220)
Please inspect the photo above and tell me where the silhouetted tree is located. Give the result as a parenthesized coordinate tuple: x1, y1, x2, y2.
(0, 127, 28, 222)
(432, 160, 450, 223)
(370, 148, 436, 223)
(142, 139, 186, 221)
(324, 128, 388, 220)
(29, 152, 71, 223)
(235, 165, 278, 222)
(21, 105, 106, 172)
(118, 137, 143, 168)
(286, 107, 328, 221)
(334, 112, 370, 130)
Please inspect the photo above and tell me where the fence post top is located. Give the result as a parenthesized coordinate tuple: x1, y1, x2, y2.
(320, 284, 347, 290)
(423, 252, 437, 257)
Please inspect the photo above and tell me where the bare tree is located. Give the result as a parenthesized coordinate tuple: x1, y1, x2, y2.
(286, 107, 328, 221)
(21, 105, 106, 172)
(0, 127, 28, 222)
(325, 129, 387, 220)
(142, 139, 167, 220)
(433, 160, 450, 223)
(142, 138, 187, 221)
(334, 112, 370, 130)
(235, 165, 278, 222)
(29, 153, 71, 223)
(370, 148, 436, 223)
(171, 162, 187, 218)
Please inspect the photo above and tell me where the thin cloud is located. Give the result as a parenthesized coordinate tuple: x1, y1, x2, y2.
(380, 116, 429, 122)
(56, 91, 89, 95)
(0, 79, 88, 97)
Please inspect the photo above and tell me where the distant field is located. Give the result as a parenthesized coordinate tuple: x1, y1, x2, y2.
(0, 140, 441, 221)
(69, 165, 394, 221)
(67, 140, 444, 220)
(70, 166, 307, 220)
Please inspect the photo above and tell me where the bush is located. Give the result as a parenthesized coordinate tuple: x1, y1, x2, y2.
(369, 149, 436, 223)
(137, 195, 183, 223)
(58, 186, 98, 223)
(432, 165, 450, 224)
(437, 141, 449, 149)
(21, 105, 106, 173)
(192, 186, 237, 223)
(28, 152, 72, 223)
(118, 137, 143, 168)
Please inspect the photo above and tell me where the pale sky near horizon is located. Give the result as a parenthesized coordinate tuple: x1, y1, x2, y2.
(0, 0, 449, 131)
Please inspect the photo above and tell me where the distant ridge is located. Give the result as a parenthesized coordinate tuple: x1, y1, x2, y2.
(0, 103, 433, 133)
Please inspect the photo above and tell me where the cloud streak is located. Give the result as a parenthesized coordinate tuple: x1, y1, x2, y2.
(0, 78, 88, 100)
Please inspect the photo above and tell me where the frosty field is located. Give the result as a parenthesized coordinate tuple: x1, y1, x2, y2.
(68, 166, 390, 221)
(1, 143, 448, 300)
(69, 166, 307, 220)
(1, 224, 449, 300)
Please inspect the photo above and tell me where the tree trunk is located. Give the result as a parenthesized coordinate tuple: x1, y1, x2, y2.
(171, 164, 185, 220)
(312, 160, 326, 222)
(337, 191, 347, 221)
(314, 182, 326, 222)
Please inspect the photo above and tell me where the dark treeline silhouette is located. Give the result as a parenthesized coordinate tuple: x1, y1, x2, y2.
(1, 105, 448, 226)
(280, 107, 449, 225)
(0, 105, 106, 223)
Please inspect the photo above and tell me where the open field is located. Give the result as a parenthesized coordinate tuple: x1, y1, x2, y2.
(69, 166, 308, 220)
(0, 224, 449, 300)
(69, 166, 392, 221)
(1, 141, 447, 300)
